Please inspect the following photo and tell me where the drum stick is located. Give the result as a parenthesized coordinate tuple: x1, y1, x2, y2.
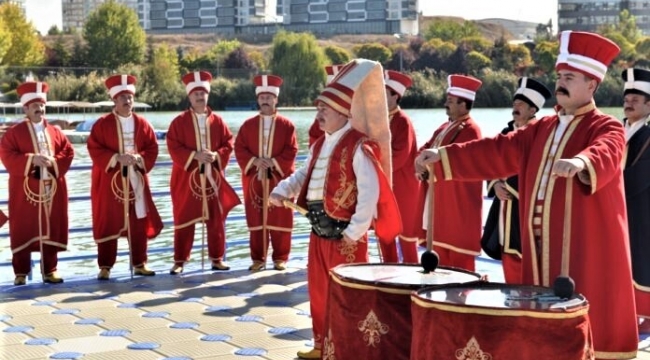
(281, 199, 309, 217)
(553, 179, 575, 299)
(262, 170, 270, 265)
(420, 164, 440, 273)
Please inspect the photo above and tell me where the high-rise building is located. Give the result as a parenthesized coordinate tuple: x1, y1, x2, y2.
(62, 0, 138, 33)
(140, 0, 419, 35)
(558, 0, 650, 35)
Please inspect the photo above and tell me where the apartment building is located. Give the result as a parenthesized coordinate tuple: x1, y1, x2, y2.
(558, 0, 650, 35)
(140, 0, 419, 35)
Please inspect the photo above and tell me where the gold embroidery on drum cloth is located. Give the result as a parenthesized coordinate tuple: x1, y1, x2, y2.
(337, 240, 359, 263)
(357, 310, 389, 347)
(322, 329, 336, 360)
(455, 337, 492, 360)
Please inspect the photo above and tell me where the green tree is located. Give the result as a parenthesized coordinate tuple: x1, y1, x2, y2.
(324, 45, 351, 65)
(206, 39, 241, 69)
(143, 43, 183, 109)
(46, 36, 71, 67)
(0, 3, 45, 66)
(459, 36, 492, 55)
(532, 40, 558, 74)
(270, 31, 327, 106)
(424, 19, 480, 42)
(353, 43, 391, 64)
(247, 50, 268, 72)
(465, 51, 492, 75)
(0, 16, 11, 65)
(47, 25, 62, 36)
(83, 1, 146, 69)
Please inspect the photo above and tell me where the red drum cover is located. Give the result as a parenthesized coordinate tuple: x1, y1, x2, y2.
(410, 282, 594, 360)
(323, 263, 480, 360)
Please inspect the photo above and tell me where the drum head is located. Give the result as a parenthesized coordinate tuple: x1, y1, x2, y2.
(331, 263, 480, 290)
(416, 282, 587, 311)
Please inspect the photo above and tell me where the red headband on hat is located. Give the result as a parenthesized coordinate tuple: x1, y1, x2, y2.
(182, 71, 212, 95)
(105, 74, 137, 99)
(17, 81, 49, 106)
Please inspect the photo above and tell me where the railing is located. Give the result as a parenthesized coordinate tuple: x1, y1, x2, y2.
(0, 155, 312, 281)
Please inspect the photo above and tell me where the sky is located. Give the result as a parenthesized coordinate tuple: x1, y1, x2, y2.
(421, 1, 558, 27)
(25, 0, 62, 35)
(23, 0, 559, 35)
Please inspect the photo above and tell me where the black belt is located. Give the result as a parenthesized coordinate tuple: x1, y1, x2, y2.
(306, 201, 350, 240)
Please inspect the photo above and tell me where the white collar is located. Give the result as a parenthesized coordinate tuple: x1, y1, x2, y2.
(325, 121, 351, 144)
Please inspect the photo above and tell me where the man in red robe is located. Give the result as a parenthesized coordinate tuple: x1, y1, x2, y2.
(621, 67, 650, 334)
(414, 74, 483, 271)
(234, 75, 298, 271)
(416, 31, 638, 359)
(270, 59, 401, 360)
(308, 64, 343, 147)
(481, 77, 552, 283)
(378, 70, 420, 263)
(0, 81, 74, 286)
(166, 71, 241, 275)
(87, 74, 163, 280)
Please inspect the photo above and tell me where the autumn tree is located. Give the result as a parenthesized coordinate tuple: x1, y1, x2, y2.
(83, 1, 146, 69)
(270, 31, 327, 106)
(0, 3, 45, 66)
(223, 46, 257, 74)
(0, 16, 10, 65)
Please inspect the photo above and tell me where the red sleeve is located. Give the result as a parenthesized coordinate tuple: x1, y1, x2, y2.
(135, 115, 159, 173)
(272, 117, 297, 177)
(51, 127, 74, 176)
(390, 113, 416, 171)
(212, 114, 234, 170)
(87, 115, 119, 172)
(166, 113, 195, 169)
(0, 124, 30, 177)
(234, 118, 257, 175)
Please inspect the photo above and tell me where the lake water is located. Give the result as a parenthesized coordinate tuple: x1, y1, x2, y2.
(0, 106, 626, 283)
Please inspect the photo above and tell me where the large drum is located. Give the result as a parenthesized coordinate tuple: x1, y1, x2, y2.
(411, 282, 593, 360)
(322, 263, 480, 360)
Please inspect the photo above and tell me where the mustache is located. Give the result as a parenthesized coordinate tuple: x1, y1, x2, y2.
(556, 87, 570, 96)
(624, 107, 634, 112)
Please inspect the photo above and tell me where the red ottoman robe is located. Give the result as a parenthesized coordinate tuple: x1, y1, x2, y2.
(234, 114, 297, 234)
(87, 113, 163, 243)
(0, 120, 74, 254)
(167, 109, 240, 226)
(166, 109, 241, 258)
(387, 107, 420, 263)
(434, 104, 638, 359)
(415, 115, 483, 270)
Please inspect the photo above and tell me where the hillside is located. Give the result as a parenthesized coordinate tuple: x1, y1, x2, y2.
(42, 16, 513, 54)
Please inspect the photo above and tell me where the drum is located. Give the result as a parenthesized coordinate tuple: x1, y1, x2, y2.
(410, 282, 593, 360)
(322, 263, 480, 360)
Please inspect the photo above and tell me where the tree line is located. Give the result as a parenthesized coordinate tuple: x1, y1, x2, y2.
(0, 2, 648, 110)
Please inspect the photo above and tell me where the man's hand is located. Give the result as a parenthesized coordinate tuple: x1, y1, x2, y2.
(415, 149, 441, 169)
(117, 153, 139, 166)
(494, 181, 511, 201)
(268, 193, 286, 207)
(253, 157, 274, 170)
(32, 155, 52, 168)
(194, 149, 216, 164)
(342, 234, 357, 244)
(552, 158, 585, 178)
